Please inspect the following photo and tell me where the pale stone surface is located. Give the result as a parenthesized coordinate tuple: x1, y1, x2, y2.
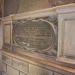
(57, 0, 75, 5)
(2, 63, 7, 72)
(57, 6, 75, 59)
(63, 20, 75, 57)
(7, 65, 19, 75)
(0, 51, 2, 71)
(2, 51, 74, 75)
(13, 58, 28, 74)
(56, 4, 75, 14)
(2, 72, 7, 75)
(20, 72, 27, 75)
(54, 72, 62, 75)
(29, 64, 53, 75)
(2, 54, 12, 66)
(4, 24, 11, 45)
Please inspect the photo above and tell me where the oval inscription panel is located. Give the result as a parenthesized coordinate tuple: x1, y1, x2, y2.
(14, 19, 55, 51)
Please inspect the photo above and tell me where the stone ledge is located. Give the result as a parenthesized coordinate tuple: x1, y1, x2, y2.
(1, 50, 75, 75)
(56, 3, 75, 14)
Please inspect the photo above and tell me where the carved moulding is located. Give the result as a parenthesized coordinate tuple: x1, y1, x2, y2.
(13, 16, 58, 57)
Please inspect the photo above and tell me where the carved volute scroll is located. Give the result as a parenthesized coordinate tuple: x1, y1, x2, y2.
(13, 16, 58, 57)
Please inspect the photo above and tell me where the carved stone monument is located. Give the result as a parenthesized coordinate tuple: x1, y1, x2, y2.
(13, 16, 58, 57)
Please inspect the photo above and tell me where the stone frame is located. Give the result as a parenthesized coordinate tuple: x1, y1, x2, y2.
(3, 21, 13, 50)
(57, 13, 75, 64)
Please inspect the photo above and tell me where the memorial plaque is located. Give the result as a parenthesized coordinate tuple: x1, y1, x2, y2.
(13, 16, 58, 56)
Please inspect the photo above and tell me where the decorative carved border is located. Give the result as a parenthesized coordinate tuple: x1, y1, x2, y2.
(12, 16, 58, 57)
